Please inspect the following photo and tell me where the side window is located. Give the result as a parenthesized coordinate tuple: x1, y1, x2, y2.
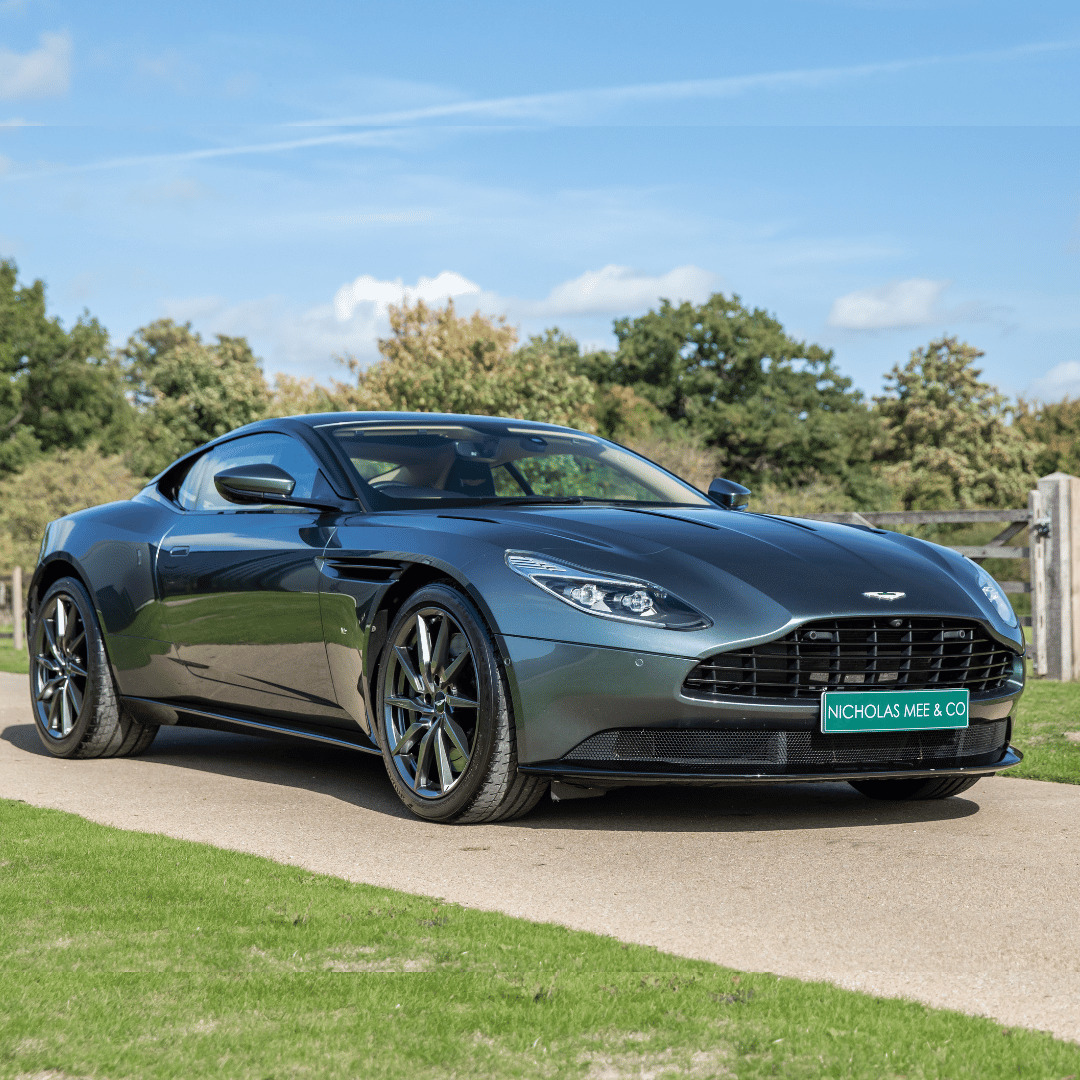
(189, 434, 325, 512)
(175, 457, 208, 511)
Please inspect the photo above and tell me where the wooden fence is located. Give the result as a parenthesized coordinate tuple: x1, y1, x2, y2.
(804, 472, 1080, 680)
(0, 566, 22, 652)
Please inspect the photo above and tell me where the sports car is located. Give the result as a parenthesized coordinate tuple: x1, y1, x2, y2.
(27, 412, 1024, 822)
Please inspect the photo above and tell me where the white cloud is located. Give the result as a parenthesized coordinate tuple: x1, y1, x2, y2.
(164, 263, 718, 380)
(1025, 361, 1080, 403)
(521, 264, 717, 318)
(828, 278, 951, 330)
(333, 270, 480, 321)
(0, 30, 70, 100)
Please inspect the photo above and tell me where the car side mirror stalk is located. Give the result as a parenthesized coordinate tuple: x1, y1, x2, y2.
(214, 464, 342, 512)
(708, 477, 751, 511)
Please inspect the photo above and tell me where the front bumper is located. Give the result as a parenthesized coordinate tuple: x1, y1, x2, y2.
(503, 634, 1024, 781)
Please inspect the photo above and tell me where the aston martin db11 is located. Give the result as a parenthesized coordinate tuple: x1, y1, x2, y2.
(27, 412, 1023, 822)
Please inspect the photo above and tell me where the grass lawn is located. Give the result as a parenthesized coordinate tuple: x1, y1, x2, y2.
(2, 800, 1079, 1080)
(0, 639, 27, 676)
(1010, 675, 1080, 785)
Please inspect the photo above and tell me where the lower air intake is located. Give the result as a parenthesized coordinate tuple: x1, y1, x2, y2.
(561, 722, 1008, 772)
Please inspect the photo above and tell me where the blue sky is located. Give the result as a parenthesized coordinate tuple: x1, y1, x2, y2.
(1, 0, 1078, 401)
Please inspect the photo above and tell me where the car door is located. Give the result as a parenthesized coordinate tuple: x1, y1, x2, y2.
(156, 432, 350, 726)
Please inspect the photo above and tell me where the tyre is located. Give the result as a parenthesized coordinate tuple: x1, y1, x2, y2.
(29, 576, 159, 759)
(848, 776, 980, 801)
(375, 583, 546, 823)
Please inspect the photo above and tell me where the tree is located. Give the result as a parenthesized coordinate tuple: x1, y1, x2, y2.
(0, 259, 131, 474)
(1014, 397, 1080, 479)
(335, 301, 597, 430)
(591, 293, 874, 492)
(120, 319, 271, 477)
(0, 444, 142, 574)
(872, 337, 1037, 509)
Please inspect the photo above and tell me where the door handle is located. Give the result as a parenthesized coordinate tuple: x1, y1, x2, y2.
(168, 546, 190, 557)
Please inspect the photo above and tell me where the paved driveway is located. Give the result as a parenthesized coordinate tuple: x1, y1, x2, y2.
(2, 672, 1078, 1042)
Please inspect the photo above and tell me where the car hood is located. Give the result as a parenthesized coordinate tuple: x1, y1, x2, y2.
(462, 504, 1024, 651)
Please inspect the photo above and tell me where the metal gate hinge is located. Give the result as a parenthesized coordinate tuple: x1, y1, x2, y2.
(1032, 518, 1051, 539)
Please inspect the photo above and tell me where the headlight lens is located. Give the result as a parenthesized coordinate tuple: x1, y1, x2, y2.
(967, 558, 1018, 627)
(506, 552, 711, 630)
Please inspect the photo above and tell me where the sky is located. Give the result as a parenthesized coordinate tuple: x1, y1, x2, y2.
(0, 0, 1078, 402)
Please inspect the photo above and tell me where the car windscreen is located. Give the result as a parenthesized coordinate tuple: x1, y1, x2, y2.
(322, 422, 713, 510)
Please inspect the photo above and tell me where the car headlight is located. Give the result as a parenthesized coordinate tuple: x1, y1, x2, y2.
(966, 557, 1018, 628)
(506, 552, 711, 630)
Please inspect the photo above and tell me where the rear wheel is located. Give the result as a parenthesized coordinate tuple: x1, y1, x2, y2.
(29, 577, 158, 759)
(375, 583, 546, 823)
(849, 776, 980, 801)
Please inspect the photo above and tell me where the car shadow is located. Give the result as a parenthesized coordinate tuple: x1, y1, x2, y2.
(2, 721, 982, 832)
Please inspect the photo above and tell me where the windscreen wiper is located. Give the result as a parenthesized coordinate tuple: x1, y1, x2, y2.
(471, 495, 589, 506)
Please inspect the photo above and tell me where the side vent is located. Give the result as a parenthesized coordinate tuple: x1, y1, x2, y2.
(319, 557, 404, 584)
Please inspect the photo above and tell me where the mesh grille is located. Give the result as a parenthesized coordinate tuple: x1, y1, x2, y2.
(562, 721, 1008, 772)
(683, 617, 1016, 701)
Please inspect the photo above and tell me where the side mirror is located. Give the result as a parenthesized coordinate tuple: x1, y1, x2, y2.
(708, 477, 751, 511)
(213, 464, 339, 511)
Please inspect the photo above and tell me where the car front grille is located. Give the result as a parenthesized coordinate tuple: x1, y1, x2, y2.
(561, 721, 1008, 773)
(683, 617, 1016, 701)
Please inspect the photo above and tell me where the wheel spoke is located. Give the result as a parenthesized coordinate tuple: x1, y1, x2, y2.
(36, 675, 63, 702)
(55, 599, 67, 644)
(446, 693, 479, 710)
(66, 659, 87, 678)
(414, 726, 436, 788)
(36, 653, 62, 674)
(392, 721, 426, 756)
(416, 615, 434, 688)
(66, 629, 85, 655)
(42, 616, 63, 664)
(431, 616, 450, 681)
(65, 680, 82, 719)
(385, 694, 433, 716)
(434, 728, 454, 791)
(47, 688, 62, 730)
(441, 649, 469, 684)
(59, 683, 71, 736)
(393, 646, 425, 695)
(441, 715, 471, 762)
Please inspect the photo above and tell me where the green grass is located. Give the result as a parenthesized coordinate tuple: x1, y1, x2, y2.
(1, 800, 1078, 1080)
(1010, 675, 1080, 784)
(0, 637, 27, 675)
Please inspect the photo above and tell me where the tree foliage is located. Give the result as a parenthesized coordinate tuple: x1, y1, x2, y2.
(120, 319, 271, 478)
(0, 444, 142, 574)
(1014, 397, 1080, 479)
(587, 294, 874, 492)
(335, 302, 597, 430)
(0, 260, 130, 475)
(872, 337, 1037, 509)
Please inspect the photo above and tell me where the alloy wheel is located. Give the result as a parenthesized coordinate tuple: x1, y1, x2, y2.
(383, 606, 479, 798)
(32, 593, 89, 739)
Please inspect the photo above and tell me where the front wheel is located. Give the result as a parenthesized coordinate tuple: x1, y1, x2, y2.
(849, 776, 981, 801)
(29, 577, 158, 759)
(375, 583, 546, 823)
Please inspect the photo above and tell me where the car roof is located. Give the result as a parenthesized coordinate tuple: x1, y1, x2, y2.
(281, 411, 587, 435)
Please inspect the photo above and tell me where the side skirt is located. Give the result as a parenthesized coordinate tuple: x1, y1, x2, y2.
(120, 696, 381, 755)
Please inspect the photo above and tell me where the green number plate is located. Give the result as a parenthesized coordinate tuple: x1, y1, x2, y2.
(821, 688, 969, 733)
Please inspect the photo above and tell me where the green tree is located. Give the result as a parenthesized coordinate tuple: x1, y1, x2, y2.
(0, 444, 142, 574)
(872, 337, 1037, 509)
(592, 293, 874, 492)
(120, 319, 271, 477)
(1014, 397, 1080, 478)
(0, 260, 131, 474)
(335, 301, 597, 430)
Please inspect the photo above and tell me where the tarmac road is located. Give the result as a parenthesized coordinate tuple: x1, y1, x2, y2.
(1, 672, 1078, 1042)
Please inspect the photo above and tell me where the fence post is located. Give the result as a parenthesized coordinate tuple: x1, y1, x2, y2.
(1029, 487, 1048, 676)
(12, 565, 23, 653)
(1037, 473, 1080, 680)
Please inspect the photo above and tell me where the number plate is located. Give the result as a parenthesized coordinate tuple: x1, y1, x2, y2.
(821, 688, 969, 733)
